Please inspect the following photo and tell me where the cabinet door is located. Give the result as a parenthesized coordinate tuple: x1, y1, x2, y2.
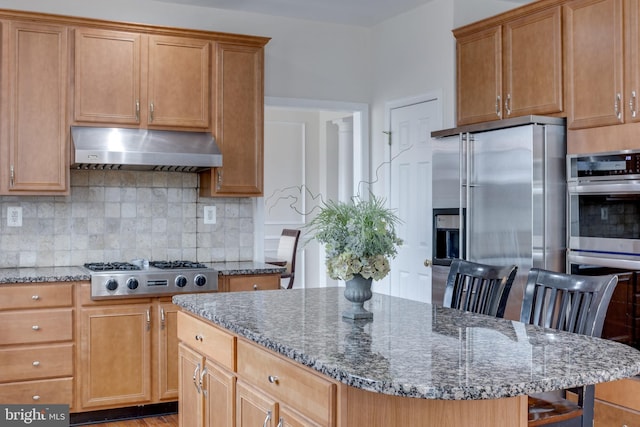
(565, 0, 624, 129)
(626, 0, 640, 121)
(5, 21, 68, 193)
(73, 28, 141, 125)
(279, 405, 325, 427)
(178, 343, 205, 427)
(601, 272, 634, 343)
(204, 358, 236, 427)
(147, 35, 210, 128)
(236, 380, 276, 427)
(456, 26, 502, 126)
(156, 301, 179, 400)
(503, 6, 563, 118)
(201, 42, 264, 197)
(78, 304, 152, 409)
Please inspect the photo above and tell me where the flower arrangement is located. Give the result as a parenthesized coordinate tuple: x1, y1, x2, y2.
(308, 195, 402, 281)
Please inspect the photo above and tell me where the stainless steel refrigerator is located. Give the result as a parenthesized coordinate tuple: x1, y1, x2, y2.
(430, 116, 566, 320)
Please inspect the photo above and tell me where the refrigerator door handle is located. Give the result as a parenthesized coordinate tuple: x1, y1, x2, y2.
(460, 132, 470, 261)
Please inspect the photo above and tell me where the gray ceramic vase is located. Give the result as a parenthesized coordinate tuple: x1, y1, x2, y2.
(342, 274, 373, 320)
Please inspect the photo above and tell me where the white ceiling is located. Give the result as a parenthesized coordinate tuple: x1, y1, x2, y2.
(152, 0, 536, 27)
(151, 0, 434, 27)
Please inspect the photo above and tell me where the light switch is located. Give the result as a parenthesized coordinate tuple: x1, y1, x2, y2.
(204, 206, 216, 224)
(7, 206, 22, 227)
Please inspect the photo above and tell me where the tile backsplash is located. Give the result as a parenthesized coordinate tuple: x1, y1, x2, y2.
(0, 170, 254, 268)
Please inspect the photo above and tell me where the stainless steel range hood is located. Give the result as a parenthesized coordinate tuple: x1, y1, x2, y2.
(71, 126, 222, 172)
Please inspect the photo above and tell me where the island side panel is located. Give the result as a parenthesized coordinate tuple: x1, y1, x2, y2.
(339, 383, 528, 427)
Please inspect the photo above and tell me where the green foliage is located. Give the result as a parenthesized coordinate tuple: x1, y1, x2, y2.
(308, 195, 402, 281)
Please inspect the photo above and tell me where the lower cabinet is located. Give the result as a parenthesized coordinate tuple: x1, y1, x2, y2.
(236, 380, 324, 427)
(179, 343, 235, 427)
(219, 273, 281, 292)
(177, 311, 336, 427)
(75, 285, 179, 411)
(594, 377, 640, 426)
(0, 283, 75, 406)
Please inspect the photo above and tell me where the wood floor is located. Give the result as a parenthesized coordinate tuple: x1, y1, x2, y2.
(89, 414, 178, 426)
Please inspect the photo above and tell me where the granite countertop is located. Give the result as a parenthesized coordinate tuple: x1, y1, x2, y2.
(210, 261, 286, 275)
(173, 287, 640, 401)
(0, 266, 90, 283)
(0, 261, 283, 284)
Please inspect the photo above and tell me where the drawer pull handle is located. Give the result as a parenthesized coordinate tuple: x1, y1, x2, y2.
(32, 395, 40, 401)
(268, 375, 279, 384)
(32, 325, 40, 331)
(195, 334, 203, 342)
(277, 417, 283, 427)
(32, 295, 40, 300)
(32, 361, 40, 367)
(263, 411, 272, 427)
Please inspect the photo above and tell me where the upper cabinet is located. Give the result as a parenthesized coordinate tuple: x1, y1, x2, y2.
(565, 0, 624, 130)
(0, 20, 69, 194)
(199, 42, 265, 197)
(74, 28, 210, 130)
(147, 35, 210, 129)
(455, 5, 564, 126)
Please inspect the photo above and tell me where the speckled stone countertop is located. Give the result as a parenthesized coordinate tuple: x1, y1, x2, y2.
(210, 261, 285, 275)
(0, 261, 283, 285)
(0, 266, 90, 283)
(173, 287, 640, 400)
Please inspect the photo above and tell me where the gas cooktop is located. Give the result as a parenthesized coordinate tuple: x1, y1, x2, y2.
(85, 260, 218, 299)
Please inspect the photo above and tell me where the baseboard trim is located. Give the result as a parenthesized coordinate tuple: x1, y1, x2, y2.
(70, 402, 178, 425)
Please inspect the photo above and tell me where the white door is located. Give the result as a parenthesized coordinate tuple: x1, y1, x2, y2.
(388, 100, 437, 302)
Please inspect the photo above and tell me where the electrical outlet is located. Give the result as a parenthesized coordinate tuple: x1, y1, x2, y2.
(7, 207, 22, 227)
(204, 206, 216, 224)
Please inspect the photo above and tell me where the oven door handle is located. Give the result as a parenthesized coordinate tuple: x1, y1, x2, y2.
(569, 181, 640, 194)
(569, 252, 640, 270)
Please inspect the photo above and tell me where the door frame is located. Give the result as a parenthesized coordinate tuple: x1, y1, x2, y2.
(255, 96, 370, 288)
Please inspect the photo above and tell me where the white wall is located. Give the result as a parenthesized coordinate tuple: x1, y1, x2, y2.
(366, 0, 537, 196)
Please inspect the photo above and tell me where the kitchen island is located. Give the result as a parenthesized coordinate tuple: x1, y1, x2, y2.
(173, 287, 640, 427)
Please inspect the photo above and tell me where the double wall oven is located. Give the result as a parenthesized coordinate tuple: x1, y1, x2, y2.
(567, 150, 640, 348)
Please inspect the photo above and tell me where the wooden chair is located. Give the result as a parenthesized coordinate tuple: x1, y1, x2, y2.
(521, 268, 618, 427)
(266, 229, 301, 289)
(443, 258, 518, 318)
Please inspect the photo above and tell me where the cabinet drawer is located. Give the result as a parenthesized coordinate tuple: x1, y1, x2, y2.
(0, 343, 73, 382)
(595, 399, 640, 426)
(177, 311, 235, 370)
(596, 377, 640, 411)
(0, 283, 73, 310)
(226, 274, 280, 292)
(0, 377, 73, 405)
(237, 339, 336, 426)
(0, 309, 73, 345)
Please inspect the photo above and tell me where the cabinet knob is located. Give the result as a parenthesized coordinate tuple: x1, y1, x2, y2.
(32, 395, 40, 401)
(32, 361, 40, 367)
(424, 259, 432, 267)
(32, 325, 40, 331)
(253, 284, 258, 290)
(31, 295, 40, 300)
(268, 375, 279, 384)
(195, 334, 203, 342)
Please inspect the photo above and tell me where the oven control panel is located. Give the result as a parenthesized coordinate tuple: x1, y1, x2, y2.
(568, 151, 640, 179)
